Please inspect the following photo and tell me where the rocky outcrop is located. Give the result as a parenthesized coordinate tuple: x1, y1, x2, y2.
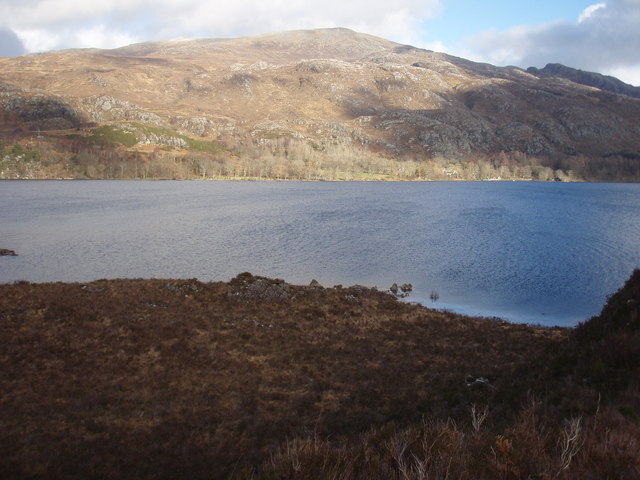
(228, 273, 291, 302)
(80, 96, 162, 125)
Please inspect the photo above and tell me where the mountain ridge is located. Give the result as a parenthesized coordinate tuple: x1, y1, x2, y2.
(527, 62, 640, 98)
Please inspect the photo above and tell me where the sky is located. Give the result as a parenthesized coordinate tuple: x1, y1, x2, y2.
(1, 0, 639, 86)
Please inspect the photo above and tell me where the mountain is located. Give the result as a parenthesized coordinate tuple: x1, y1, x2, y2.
(1, 28, 640, 180)
(527, 63, 640, 99)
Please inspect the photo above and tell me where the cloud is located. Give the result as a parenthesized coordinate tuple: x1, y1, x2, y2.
(578, 2, 606, 22)
(74, 25, 139, 50)
(608, 66, 640, 86)
(0, 27, 27, 57)
(457, 0, 640, 85)
(0, 0, 440, 54)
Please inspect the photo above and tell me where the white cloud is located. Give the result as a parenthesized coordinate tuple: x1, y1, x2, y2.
(421, 40, 448, 53)
(458, 1, 640, 85)
(608, 65, 640, 86)
(146, 0, 441, 46)
(74, 25, 139, 50)
(0, 0, 440, 54)
(578, 3, 606, 23)
(0, 0, 146, 28)
(12, 28, 61, 53)
(14, 25, 139, 52)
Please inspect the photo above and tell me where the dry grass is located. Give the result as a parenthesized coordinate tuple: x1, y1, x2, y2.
(1, 271, 638, 479)
(246, 400, 639, 480)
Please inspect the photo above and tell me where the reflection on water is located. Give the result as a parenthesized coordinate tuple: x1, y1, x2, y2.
(1, 180, 639, 326)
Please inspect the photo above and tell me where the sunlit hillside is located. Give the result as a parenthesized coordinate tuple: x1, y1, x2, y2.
(1, 28, 640, 181)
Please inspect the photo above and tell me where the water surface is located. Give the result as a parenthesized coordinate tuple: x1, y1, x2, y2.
(1, 180, 639, 326)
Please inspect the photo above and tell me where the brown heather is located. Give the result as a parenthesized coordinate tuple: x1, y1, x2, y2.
(1, 270, 639, 479)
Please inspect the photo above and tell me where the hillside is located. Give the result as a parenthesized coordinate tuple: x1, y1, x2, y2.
(1, 271, 638, 478)
(1, 28, 640, 180)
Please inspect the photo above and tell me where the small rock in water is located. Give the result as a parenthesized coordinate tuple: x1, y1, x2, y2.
(390, 283, 399, 294)
(400, 283, 413, 293)
(0, 249, 18, 256)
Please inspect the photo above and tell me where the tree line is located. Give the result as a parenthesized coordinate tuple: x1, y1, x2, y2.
(2, 133, 638, 181)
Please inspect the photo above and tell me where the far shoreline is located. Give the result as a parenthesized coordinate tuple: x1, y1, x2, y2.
(0, 176, 597, 182)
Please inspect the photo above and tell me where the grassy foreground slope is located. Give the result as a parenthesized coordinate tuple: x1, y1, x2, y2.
(0, 271, 638, 479)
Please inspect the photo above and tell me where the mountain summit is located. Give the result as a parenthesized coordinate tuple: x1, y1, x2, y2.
(1, 28, 639, 180)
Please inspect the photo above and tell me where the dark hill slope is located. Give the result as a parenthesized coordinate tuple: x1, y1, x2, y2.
(499, 269, 640, 417)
